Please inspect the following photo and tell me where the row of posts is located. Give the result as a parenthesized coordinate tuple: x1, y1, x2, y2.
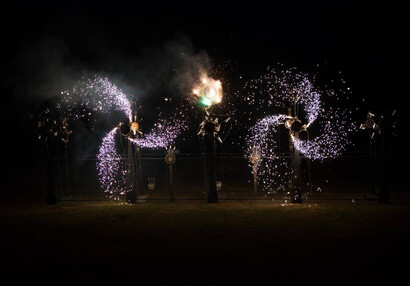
(125, 107, 303, 204)
(44, 108, 396, 204)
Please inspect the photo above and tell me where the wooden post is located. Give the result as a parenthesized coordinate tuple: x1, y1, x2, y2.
(292, 131, 303, 203)
(253, 164, 258, 199)
(206, 126, 218, 203)
(46, 144, 57, 205)
(288, 107, 302, 203)
(126, 138, 137, 203)
(136, 145, 142, 196)
(169, 164, 175, 201)
(379, 111, 396, 204)
(165, 146, 177, 201)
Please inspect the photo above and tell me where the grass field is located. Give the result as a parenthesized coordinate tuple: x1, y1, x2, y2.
(1, 196, 410, 285)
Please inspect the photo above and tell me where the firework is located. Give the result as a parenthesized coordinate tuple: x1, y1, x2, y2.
(96, 127, 129, 200)
(244, 66, 356, 192)
(192, 74, 223, 107)
(127, 112, 189, 149)
(58, 75, 132, 122)
(58, 75, 189, 201)
(245, 114, 291, 192)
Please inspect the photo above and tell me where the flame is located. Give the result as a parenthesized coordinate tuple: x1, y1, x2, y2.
(192, 74, 223, 107)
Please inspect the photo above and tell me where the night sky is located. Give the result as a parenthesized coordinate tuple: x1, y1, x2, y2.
(3, 1, 404, 104)
(1, 1, 407, 188)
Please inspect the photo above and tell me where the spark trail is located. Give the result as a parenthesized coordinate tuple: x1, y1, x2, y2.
(244, 66, 356, 192)
(58, 75, 132, 121)
(58, 75, 188, 201)
(96, 127, 129, 200)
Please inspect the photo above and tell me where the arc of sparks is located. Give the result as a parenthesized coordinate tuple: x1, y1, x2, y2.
(245, 68, 355, 192)
(59, 75, 188, 201)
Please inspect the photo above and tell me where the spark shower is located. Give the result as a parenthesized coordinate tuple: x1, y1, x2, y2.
(48, 64, 356, 201)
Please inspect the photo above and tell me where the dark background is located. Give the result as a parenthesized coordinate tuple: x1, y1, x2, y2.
(1, 1, 407, 197)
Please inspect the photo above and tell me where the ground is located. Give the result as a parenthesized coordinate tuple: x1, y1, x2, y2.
(1, 194, 410, 285)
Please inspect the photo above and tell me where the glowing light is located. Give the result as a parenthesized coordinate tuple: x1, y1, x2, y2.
(200, 96, 212, 107)
(130, 122, 140, 136)
(192, 74, 223, 107)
